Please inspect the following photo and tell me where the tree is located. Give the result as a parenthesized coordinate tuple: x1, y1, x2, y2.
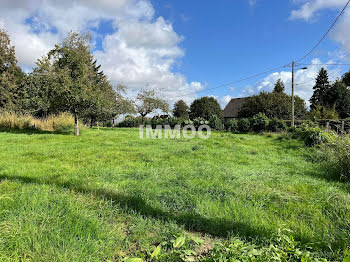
(0, 29, 24, 111)
(326, 80, 350, 119)
(135, 88, 169, 123)
(342, 70, 350, 87)
(189, 96, 223, 120)
(238, 91, 306, 120)
(273, 79, 285, 93)
(47, 32, 97, 135)
(20, 57, 56, 117)
(83, 59, 121, 127)
(173, 100, 189, 118)
(309, 105, 339, 120)
(309, 68, 330, 109)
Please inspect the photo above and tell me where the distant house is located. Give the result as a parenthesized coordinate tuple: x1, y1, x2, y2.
(152, 114, 170, 120)
(223, 97, 250, 120)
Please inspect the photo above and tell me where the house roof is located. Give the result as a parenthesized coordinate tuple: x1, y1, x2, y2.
(223, 97, 250, 118)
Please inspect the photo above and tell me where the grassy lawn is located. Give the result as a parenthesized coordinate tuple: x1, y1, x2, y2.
(0, 128, 349, 261)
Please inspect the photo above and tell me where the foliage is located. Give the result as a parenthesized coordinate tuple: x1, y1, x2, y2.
(238, 91, 306, 120)
(287, 123, 336, 147)
(309, 68, 331, 110)
(268, 118, 287, 132)
(192, 117, 208, 129)
(203, 229, 328, 262)
(326, 80, 350, 119)
(237, 118, 251, 132)
(189, 97, 223, 120)
(46, 32, 97, 135)
(150, 117, 184, 129)
(118, 115, 142, 128)
(0, 28, 25, 111)
(135, 88, 169, 122)
(250, 113, 269, 132)
(208, 115, 224, 131)
(309, 105, 339, 120)
(273, 78, 285, 93)
(173, 100, 189, 119)
(342, 69, 350, 87)
(225, 119, 238, 132)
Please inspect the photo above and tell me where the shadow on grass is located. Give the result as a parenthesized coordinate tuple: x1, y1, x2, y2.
(0, 128, 73, 135)
(0, 173, 328, 248)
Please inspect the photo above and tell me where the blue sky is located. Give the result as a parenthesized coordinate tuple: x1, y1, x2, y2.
(2, 0, 350, 107)
(150, 0, 348, 103)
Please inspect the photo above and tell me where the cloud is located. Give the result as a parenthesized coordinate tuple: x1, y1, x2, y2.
(290, 0, 350, 58)
(220, 95, 233, 108)
(0, 0, 204, 106)
(239, 58, 344, 106)
(290, 0, 348, 21)
(290, 0, 350, 53)
(248, 0, 257, 7)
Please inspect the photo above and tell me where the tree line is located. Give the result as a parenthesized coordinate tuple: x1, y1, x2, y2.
(1, 27, 350, 136)
(0, 29, 172, 135)
(174, 69, 350, 122)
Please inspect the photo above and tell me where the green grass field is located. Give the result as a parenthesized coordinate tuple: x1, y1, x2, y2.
(0, 128, 349, 261)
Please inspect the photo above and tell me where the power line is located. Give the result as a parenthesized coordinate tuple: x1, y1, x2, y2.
(173, 63, 291, 98)
(173, 1, 349, 99)
(296, 0, 350, 62)
(296, 53, 350, 86)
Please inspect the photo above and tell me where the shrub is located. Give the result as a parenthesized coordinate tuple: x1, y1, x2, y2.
(226, 119, 238, 132)
(237, 118, 251, 132)
(208, 115, 223, 131)
(268, 118, 287, 132)
(250, 113, 269, 132)
(118, 115, 141, 127)
(288, 122, 336, 146)
(193, 117, 208, 129)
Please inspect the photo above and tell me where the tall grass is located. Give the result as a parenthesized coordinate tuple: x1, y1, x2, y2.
(0, 112, 74, 132)
(314, 136, 350, 181)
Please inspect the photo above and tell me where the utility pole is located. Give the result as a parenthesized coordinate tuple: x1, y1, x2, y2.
(291, 61, 295, 127)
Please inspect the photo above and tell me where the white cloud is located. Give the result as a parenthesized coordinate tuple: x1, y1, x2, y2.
(220, 95, 233, 108)
(239, 58, 343, 106)
(290, 0, 347, 21)
(0, 0, 204, 106)
(290, 0, 350, 53)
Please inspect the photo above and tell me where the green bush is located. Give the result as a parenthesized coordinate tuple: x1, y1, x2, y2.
(288, 122, 336, 146)
(208, 115, 223, 131)
(250, 113, 269, 132)
(226, 119, 238, 132)
(237, 118, 251, 132)
(268, 118, 287, 132)
(193, 117, 208, 129)
(118, 115, 141, 127)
